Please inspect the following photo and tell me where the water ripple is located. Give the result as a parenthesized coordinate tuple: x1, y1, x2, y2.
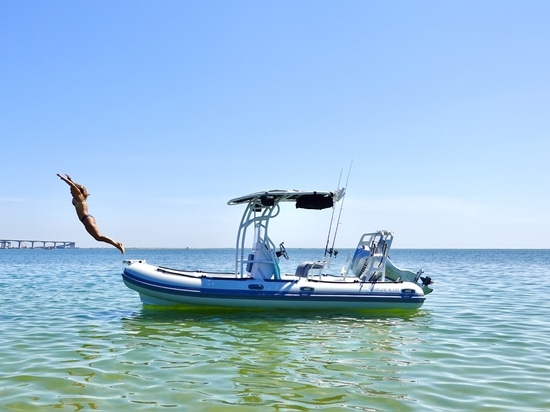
(2, 249, 550, 410)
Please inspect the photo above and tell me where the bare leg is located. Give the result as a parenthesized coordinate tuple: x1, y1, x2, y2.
(94, 234, 125, 254)
(83, 218, 125, 253)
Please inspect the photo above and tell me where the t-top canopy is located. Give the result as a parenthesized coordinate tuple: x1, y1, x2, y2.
(228, 189, 344, 210)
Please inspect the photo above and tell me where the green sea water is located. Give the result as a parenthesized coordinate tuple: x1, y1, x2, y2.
(1, 248, 549, 411)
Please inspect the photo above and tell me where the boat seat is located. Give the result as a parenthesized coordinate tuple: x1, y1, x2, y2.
(295, 261, 323, 278)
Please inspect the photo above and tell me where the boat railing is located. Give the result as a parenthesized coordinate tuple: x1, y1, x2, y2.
(344, 230, 394, 281)
(235, 196, 285, 280)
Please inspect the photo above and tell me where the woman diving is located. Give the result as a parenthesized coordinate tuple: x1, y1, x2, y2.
(57, 173, 125, 253)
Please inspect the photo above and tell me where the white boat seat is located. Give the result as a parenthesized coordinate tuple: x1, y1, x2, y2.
(295, 261, 324, 278)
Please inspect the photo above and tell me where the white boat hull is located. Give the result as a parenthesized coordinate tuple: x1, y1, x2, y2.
(122, 262, 426, 311)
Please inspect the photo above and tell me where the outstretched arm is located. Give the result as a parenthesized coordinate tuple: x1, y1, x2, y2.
(57, 173, 79, 190)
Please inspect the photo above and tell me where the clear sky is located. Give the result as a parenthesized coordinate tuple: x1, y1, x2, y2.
(1, 1, 549, 249)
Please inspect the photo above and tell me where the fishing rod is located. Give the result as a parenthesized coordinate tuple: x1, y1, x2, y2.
(326, 161, 353, 259)
(323, 168, 343, 258)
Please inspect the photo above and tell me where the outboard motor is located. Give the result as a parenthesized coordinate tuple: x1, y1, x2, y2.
(420, 275, 433, 294)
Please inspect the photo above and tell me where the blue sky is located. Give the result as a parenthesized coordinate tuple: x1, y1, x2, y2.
(1, 1, 549, 249)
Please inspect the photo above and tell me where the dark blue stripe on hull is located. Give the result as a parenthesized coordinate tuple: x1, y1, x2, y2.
(122, 271, 425, 305)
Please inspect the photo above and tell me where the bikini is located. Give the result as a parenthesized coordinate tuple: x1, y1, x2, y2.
(80, 214, 93, 223)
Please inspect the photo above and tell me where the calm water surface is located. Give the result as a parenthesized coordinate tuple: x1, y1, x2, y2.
(1, 248, 549, 411)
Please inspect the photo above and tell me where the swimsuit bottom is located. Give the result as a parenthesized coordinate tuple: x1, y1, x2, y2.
(80, 214, 94, 223)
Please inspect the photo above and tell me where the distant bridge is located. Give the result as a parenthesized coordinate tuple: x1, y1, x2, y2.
(0, 239, 76, 249)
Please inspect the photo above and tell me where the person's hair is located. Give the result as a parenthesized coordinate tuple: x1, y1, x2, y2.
(77, 184, 89, 197)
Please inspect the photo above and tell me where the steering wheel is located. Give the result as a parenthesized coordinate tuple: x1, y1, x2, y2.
(278, 242, 289, 260)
